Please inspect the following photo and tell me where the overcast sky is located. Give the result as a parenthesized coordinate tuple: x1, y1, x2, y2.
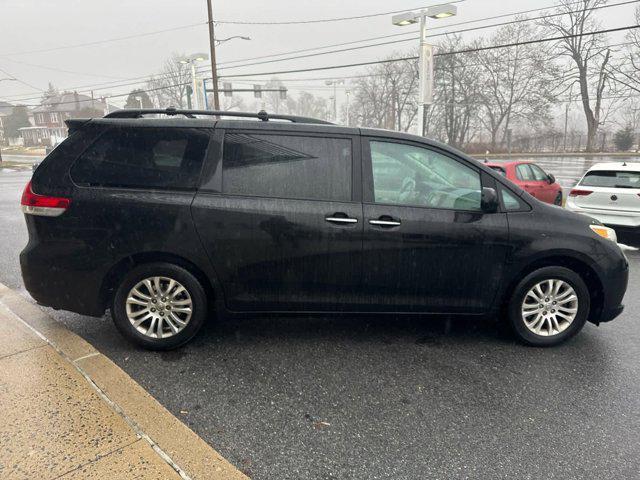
(0, 0, 636, 108)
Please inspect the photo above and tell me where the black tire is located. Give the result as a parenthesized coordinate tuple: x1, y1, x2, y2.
(508, 266, 590, 347)
(112, 262, 207, 350)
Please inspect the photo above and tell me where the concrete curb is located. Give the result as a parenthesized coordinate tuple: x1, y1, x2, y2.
(0, 282, 248, 480)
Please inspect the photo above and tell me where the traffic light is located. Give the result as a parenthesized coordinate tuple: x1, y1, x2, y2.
(223, 82, 233, 97)
(279, 87, 287, 100)
(254, 85, 262, 98)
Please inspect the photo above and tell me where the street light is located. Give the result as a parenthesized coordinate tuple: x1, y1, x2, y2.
(392, 4, 458, 136)
(179, 53, 209, 109)
(215, 35, 251, 46)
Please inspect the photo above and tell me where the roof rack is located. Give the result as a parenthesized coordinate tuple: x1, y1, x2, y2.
(104, 108, 333, 125)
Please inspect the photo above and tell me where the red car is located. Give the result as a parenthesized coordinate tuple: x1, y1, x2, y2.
(485, 160, 563, 205)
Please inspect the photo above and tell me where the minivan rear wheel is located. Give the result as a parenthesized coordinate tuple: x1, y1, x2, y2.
(508, 266, 590, 346)
(112, 262, 207, 350)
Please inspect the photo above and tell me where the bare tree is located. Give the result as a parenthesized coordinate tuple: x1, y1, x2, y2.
(287, 91, 331, 120)
(612, 6, 640, 94)
(432, 35, 483, 148)
(542, 0, 614, 151)
(475, 19, 556, 150)
(349, 54, 418, 132)
(146, 54, 191, 108)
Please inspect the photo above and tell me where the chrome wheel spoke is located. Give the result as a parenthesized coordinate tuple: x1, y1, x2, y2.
(521, 279, 578, 337)
(132, 287, 151, 301)
(126, 296, 148, 307)
(132, 313, 152, 327)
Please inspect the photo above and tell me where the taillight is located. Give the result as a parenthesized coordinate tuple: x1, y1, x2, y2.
(20, 181, 71, 217)
(569, 189, 593, 197)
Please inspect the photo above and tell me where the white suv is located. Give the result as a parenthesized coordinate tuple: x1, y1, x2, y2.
(566, 162, 640, 230)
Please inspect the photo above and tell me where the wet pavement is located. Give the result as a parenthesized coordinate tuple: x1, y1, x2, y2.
(1, 168, 639, 479)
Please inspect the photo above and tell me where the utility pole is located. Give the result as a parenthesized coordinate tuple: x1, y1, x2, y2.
(345, 89, 351, 126)
(206, 0, 220, 110)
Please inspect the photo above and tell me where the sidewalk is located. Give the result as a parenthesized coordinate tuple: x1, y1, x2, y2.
(0, 283, 247, 480)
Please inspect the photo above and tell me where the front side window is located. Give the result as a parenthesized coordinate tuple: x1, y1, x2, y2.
(71, 127, 209, 189)
(516, 164, 534, 181)
(580, 170, 640, 189)
(369, 140, 482, 211)
(530, 164, 549, 181)
(501, 187, 524, 211)
(222, 132, 352, 201)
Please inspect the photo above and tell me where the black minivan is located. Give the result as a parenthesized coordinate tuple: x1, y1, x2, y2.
(20, 109, 629, 349)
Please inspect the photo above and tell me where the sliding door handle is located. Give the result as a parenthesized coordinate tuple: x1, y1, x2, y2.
(369, 218, 401, 227)
(325, 216, 358, 224)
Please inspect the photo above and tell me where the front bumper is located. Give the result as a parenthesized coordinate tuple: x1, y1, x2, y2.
(589, 251, 629, 325)
(598, 304, 625, 323)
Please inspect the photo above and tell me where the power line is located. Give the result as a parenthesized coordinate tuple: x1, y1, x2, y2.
(214, 1, 465, 25)
(0, 22, 207, 57)
(4, 7, 638, 103)
(13, 25, 640, 109)
(0, 56, 128, 80)
(0, 65, 41, 92)
(216, 0, 639, 68)
(214, 0, 640, 72)
(217, 25, 640, 79)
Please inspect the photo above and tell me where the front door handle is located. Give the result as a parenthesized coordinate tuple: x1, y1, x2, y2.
(369, 217, 401, 227)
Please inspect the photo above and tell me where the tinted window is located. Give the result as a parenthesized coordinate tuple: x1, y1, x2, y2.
(516, 164, 534, 181)
(370, 141, 481, 211)
(580, 170, 640, 189)
(530, 164, 549, 181)
(222, 133, 352, 201)
(501, 187, 524, 211)
(71, 127, 209, 189)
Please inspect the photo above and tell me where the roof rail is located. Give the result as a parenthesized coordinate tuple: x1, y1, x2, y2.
(103, 108, 333, 125)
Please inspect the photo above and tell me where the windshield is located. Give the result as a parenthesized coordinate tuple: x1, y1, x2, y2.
(580, 170, 640, 189)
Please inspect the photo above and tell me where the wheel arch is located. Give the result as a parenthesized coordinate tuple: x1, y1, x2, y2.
(500, 254, 604, 323)
(99, 251, 219, 312)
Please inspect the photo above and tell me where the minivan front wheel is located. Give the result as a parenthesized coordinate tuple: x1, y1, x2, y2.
(508, 266, 590, 346)
(112, 263, 207, 350)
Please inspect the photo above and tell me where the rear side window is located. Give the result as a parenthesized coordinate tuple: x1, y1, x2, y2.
(71, 127, 209, 189)
(580, 170, 640, 189)
(222, 132, 352, 201)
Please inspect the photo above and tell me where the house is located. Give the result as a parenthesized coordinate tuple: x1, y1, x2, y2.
(0, 101, 13, 144)
(20, 92, 114, 146)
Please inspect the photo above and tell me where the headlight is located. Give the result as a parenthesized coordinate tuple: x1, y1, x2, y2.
(589, 224, 617, 243)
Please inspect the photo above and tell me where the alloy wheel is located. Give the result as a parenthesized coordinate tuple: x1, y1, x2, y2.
(521, 279, 578, 337)
(125, 276, 193, 339)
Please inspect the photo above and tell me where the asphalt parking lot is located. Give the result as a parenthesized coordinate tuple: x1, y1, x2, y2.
(1, 168, 639, 479)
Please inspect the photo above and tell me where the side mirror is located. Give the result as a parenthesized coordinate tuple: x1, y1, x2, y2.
(481, 187, 499, 213)
(547, 173, 556, 184)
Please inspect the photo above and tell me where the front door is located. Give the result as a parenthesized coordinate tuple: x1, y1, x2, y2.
(360, 137, 510, 314)
(192, 129, 363, 311)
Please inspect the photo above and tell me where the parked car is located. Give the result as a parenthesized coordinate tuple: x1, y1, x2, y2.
(485, 160, 563, 205)
(20, 109, 628, 349)
(566, 162, 640, 230)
